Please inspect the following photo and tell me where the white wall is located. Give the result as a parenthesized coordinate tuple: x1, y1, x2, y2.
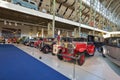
(0, 22, 38, 38)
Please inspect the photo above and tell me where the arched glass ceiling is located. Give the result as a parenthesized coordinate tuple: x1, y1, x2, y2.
(83, 0, 119, 26)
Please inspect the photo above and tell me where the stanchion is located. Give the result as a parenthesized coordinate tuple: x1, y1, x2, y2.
(57, 53, 77, 80)
(32, 47, 34, 56)
(72, 58, 77, 80)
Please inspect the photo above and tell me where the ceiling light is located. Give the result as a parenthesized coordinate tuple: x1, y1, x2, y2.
(9, 22, 12, 26)
(4, 20, 7, 25)
(15, 22, 17, 26)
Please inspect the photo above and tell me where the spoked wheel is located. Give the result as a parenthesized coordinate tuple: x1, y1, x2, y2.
(57, 50, 63, 60)
(43, 47, 49, 54)
(30, 43, 34, 47)
(77, 52, 85, 66)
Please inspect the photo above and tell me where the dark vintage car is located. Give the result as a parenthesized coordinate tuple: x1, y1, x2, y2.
(101, 37, 120, 66)
(40, 38, 56, 54)
(12, 0, 38, 10)
(23, 37, 37, 47)
(56, 37, 95, 66)
(88, 35, 104, 51)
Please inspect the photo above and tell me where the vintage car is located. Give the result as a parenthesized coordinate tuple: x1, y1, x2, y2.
(0, 36, 5, 44)
(6, 37, 18, 43)
(24, 37, 37, 47)
(12, 0, 38, 10)
(88, 35, 104, 51)
(12, 37, 17, 43)
(101, 37, 120, 66)
(56, 37, 95, 66)
(34, 37, 43, 48)
(53, 37, 71, 55)
(40, 38, 56, 54)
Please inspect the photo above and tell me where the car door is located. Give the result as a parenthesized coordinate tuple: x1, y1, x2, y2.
(22, 0, 29, 7)
(107, 38, 119, 59)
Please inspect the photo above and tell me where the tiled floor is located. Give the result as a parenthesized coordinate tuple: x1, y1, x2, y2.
(15, 44, 120, 80)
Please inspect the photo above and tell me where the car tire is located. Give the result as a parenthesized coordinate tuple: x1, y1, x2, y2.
(77, 52, 85, 66)
(101, 47, 106, 58)
(57, 50, 63, 60)
(30, 43, 34, 47)
(102, 53, 106, 57)
(99, 46, 106, 58)
(51, 52, 55, 56)
(43, 46, 49, 54)
(16, 3, 21, 6)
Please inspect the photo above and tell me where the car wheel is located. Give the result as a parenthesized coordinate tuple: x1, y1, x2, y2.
(101, 47, 106, 58)
(102, 53, 106, 57)
(36, 45, 39, 48)
(43, 47, 49, 54)
(51, 52, 55, 56)
(77, 52, 85, 66)
(16, 3, 21, 6)
(30, 43, 34, 47)
(57, 50, 63, 60)
(98, 46, 106, 58)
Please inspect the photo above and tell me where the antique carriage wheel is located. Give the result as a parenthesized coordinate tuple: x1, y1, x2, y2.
(43, 46, 49, 54)
(77, 52, 85, 66)
(57, 50, 63, 60)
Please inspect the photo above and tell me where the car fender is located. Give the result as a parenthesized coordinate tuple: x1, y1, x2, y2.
(78, 48, 86, 53)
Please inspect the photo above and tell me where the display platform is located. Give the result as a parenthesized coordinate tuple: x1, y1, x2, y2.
(0, 44, 69, 80)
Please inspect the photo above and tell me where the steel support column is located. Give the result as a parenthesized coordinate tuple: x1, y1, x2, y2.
(42, 28, 44, 38)
(78, 0, 82, 37)
(52, 0, 56, 38)
(48, 22, 53, 37)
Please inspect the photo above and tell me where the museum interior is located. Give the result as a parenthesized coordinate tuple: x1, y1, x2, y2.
(0, 0, 120, 80)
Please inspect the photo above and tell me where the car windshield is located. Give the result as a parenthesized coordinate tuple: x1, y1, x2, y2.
(61, 37, 73, 42)
(73, 38, 86, 42)
(23, 0, 28, 2)
(46, 38, 54, 42)
(30, 2, 35, 5)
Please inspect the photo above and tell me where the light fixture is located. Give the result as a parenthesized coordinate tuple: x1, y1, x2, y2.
(58, 30, 60, 35)
(9, 22, 12, 26)
(15, 22, 17, 26)
(22, 23, 24, 25)
(4, 20, 7, 25)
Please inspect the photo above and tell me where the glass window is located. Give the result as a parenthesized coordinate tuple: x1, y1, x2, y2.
(117, 39, 120, 47)
(30, 2, 35, 5)
(73, 38, 87, 42)
(108, 38, 117, 46)
(23, 0, 28, 2)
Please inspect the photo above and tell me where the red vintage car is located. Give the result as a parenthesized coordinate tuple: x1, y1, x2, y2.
(57, 37, 95, 66)
(34, 37, 43, 48)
